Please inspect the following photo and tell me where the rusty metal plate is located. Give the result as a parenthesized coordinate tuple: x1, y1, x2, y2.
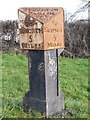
(18, 7, 64, 50)
(44, 10, 64, 50)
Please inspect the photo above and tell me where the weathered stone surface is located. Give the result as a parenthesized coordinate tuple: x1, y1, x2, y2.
(29, 50, 46, 100)
(23, 50, 64, 117)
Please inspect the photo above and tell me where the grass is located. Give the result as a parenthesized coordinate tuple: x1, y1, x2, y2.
(58, 58, 89, 118)
(1, 52, 89, 118)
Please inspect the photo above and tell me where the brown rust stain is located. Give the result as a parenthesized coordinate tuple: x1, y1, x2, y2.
(19, 7, 63, 23)
(24, 15, 36, 27)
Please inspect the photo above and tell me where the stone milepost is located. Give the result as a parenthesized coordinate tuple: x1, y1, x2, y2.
(18, 7, 64, 50)
(18, 7, 65, 117)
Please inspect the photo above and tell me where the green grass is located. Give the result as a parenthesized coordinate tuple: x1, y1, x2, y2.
(1, 53, 89, 118)
(58, 58, 89, 118)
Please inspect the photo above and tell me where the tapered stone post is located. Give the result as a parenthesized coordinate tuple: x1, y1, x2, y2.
(18, 7, 64, 117)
